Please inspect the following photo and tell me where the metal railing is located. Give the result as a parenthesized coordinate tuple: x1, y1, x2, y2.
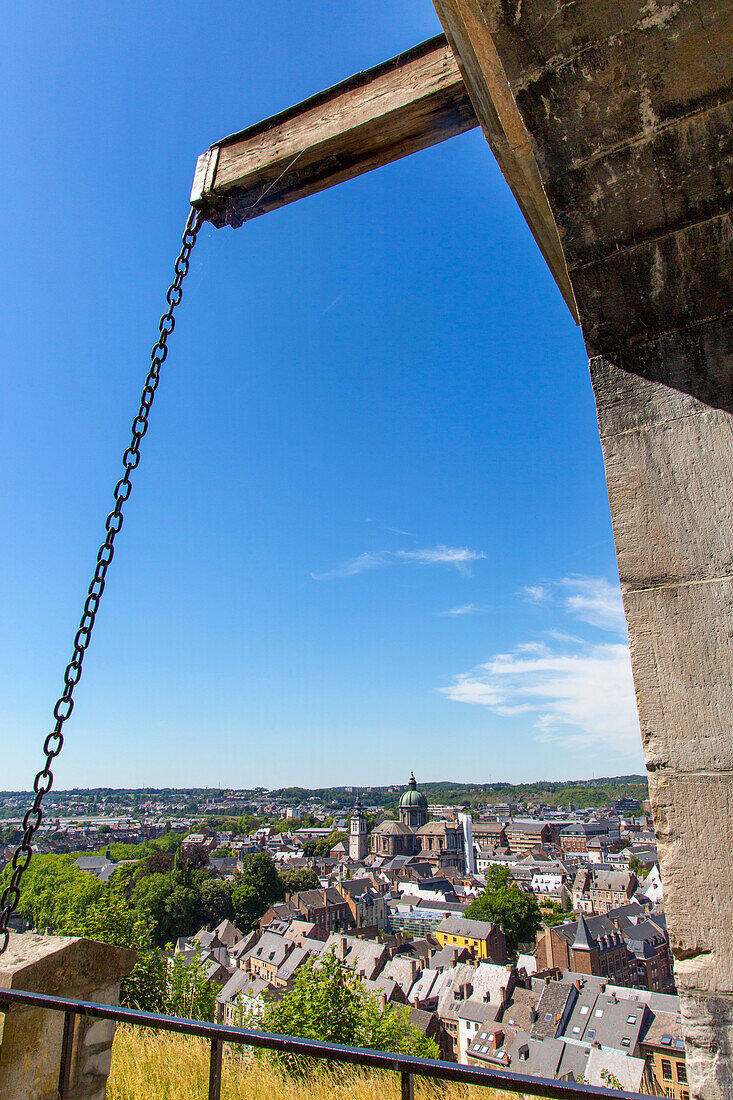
(0, 987, 648, 1100)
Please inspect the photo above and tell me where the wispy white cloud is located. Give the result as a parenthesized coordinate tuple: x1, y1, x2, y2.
(438, 574, 641, 758)
(439, 603, 486, 617)
(312, 545, 484, 581)
(522, 584, 549, 604)
(364, 519, 417, 537)
(520, 576, 627, 635)
(559, 576, 627, 634)
(395, 546, 484, 571)
(440, 641, 641, 756)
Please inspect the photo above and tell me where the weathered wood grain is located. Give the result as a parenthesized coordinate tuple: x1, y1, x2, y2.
(191, 35, 477, 228)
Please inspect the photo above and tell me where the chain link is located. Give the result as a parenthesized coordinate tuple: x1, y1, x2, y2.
(0, 207, 203, 954)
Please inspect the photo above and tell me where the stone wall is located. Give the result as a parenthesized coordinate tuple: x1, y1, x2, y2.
(432, 2, 733, 1096)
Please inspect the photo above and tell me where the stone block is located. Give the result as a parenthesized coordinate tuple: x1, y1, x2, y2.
(83, 1018, 116, 1047)
(592, 363, 733, 587)
(573, 211, 733, 354)
(82, 1049, 113, 1078)
(649, 773, 733, 994)
(591, 320, 733, 432)
(622, 580, 733, 773)
(678, 989, 733, 1100)
(550, 101, 733, 267)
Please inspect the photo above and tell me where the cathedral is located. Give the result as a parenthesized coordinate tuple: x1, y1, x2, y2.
(367, 773, 466, 871)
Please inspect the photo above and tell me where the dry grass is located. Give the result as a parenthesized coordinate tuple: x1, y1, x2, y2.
(107, 1025, 539, 1100)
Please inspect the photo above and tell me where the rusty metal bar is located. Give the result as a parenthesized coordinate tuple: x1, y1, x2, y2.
(208, 1036, 223, 1100)
(0, 986, 646, 1100)
(58, 1010, 75, 1099)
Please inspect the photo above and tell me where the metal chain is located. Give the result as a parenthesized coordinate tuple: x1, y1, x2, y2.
(0, 207, 204, 954)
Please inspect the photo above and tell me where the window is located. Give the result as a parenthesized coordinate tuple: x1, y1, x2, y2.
(621, 1037, 631, 1048)
(580, 1006, 589, 1016)
(627, 1014, 637, 1024)
(661, 1060, 672, 1080)
(586, 1030, 595, 1040)
(545, 1013, 553, 1022)
(677, 1063, 688, 1084)
(572, 1027, 581, 1035)
(595, 1009, 604, 1018)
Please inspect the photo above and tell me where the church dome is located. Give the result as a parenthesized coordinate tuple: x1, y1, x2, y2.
(399, 772, 428, 810)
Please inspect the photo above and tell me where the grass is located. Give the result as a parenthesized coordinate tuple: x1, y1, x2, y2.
(107, 1025, 540, 1100)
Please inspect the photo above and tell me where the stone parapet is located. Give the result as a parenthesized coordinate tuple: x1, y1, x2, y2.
(0, 932, 136, 1100)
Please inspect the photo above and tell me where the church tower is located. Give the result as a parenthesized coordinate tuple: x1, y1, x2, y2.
(349, 793, 368, 862)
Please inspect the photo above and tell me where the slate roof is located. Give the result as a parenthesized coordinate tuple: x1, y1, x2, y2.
(438, 916, 498, 940)
(372, 821, 413, 835)
(322, 933, 388, 979)
(506, 1031, 566, 1078)
(246, 931, 292, 968)
(573, 914, 594, 951)
(585, 1048, 646, 1091)
(276, 939, 326, 982)
(533, 981, 577, 1038)
(217, 970, 269, 1004)
(639, 1009, 686, 1050)
(562, 988, 648, 1052)
(556, 914, 626, 950)
(500, 987, 540, 1033)
(212, 919, 245, 948)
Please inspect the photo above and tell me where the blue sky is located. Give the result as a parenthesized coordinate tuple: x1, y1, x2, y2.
(0, 1, 645, 790)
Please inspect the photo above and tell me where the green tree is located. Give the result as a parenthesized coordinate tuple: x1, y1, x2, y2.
(628, 854, 645, 878)
(232, 853, 284, 930)
(199, 877, 235, 926)
(464, 866, 542, 958)
(279, 867, 320, 894)
(261, 950, 437, 1067)
(165, 953, 218, 1022)
(60, 890, 166, 1013)
(1, 854, 103, 933)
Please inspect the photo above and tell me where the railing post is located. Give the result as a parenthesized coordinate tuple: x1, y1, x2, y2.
(57, 1011, 75, 1099)
(208, 1036, 223, 1100)
(401, 1070, 414, 1100)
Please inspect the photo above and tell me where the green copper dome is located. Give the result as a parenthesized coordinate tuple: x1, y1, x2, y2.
(399, 772, 428, 810)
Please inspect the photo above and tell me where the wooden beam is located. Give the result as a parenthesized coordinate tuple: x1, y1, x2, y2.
(191, 35, 477, 228)
(431, 0, 579, 321)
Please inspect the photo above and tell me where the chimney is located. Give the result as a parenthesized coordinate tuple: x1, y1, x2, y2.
(339, 936, 348, 960)
(409, 959, 419, 982)
(323, 889, 329, 905)
(575, 978, 582, 990)
(492, 1030, 504, 1050)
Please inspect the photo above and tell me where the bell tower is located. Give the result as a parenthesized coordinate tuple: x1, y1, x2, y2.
(349, 793, 368, 862)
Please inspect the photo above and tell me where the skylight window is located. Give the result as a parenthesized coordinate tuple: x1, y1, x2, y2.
(627, 1015, 637, 1024)
(621, 1037, 631, 1048)
(572, 1027, 581, 1035)
(587, 1030, 595, 1040)
(661, 1036, 672, 1045)
(545, 1013, 553, 1022)
(580, 1006, 589, 1016)
(595, 1009, 604, 1018)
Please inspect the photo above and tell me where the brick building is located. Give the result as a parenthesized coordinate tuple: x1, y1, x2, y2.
(536, 914, 634, 986)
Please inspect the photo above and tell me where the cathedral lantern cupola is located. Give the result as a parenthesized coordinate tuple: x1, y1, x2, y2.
(398, 772, 428, 829)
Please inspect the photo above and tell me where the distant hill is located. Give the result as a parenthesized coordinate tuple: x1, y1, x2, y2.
(0, 775, 649, 815)
(271, 775, 649, 812)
